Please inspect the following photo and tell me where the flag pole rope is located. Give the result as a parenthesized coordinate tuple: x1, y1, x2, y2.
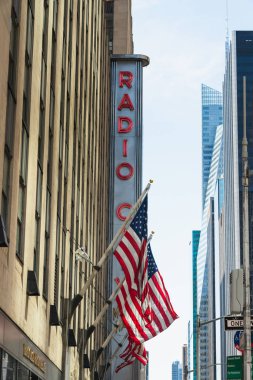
(68, 180, 153, 320)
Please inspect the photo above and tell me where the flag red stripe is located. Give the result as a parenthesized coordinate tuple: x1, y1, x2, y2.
(118, 239, 138, 273)
(150, 306, 164, 332)
(116, 282, 157, 342)
(125, 229, 141, 256)
(149, 282, 171, 327)
(121, 286, 150, 342)
(157, 273, 179, 320)
(124, 282, 157, 337)
(116, 339, 148, 372)
(116, 294, 141, 344)
(151, 274, 178, 322)
(114, 251, 134, 291)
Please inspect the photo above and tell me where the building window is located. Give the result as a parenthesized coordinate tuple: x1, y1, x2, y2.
(42, 0, 58, 300)
(52, 0, 58, 36)
(40, 56, 46, 108)
(43, 187, 51, 298)
(1, 0, 21, 236)
(16, 0, 34, 259)
(16, 124, 29, 260)
(34, 164, 42, 275)
(1, 153, 11, 232)
(26, 1, 34, 63)
(54, 217, 60, 307)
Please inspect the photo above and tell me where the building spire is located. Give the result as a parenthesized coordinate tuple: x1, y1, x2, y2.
(225, 0, 229, 61)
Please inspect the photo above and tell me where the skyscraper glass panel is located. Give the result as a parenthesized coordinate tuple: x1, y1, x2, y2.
(202, 84, 223, 210)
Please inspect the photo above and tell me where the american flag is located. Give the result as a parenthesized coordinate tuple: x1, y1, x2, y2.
(115, 243, 178, 345)
(113, 195, 178, 370)
(114, 196, 151, 321)
(115, 339, 148, 373)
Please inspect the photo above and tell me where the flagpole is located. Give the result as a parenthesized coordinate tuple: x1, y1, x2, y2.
(68, 180, 153, 320)
(101, 333, 129, 378)
(83, 278, 125, 346)
(95, 322, 122, 362)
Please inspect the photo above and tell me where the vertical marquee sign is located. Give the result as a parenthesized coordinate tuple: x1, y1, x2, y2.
(109, 54, 149, 378)
(110, 54, 149, 238)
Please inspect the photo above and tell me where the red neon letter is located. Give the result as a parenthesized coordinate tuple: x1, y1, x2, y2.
(118, 116, 133, 133)
(116, 203, 132, 221)
(116, 162, 134, 180)
(119, 71, 133, 89)
(123, 139, 128, 157)
(118, 94, 134, 111)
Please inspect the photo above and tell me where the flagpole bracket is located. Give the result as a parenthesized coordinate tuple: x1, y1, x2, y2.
(83, 325, 96, 348)
(69, 294, 83, 320)
(96, 347, 104, 361)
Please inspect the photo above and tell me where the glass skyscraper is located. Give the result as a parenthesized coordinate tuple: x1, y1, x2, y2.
(193, 84, 223, 380)
(197, 124, 223, 379)
(192, 230, 200, 380)
(172, 361, 182, 380)
(202, 85, 223, 209)
(221, 30, 253, 379)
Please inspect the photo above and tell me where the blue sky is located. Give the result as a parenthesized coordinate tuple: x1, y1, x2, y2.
(132, 0, 253, 378)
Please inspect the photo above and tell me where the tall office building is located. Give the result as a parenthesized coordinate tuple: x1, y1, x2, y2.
(194, 84, 223, 380)
(197, 124, 223, 380)
(192, 230, 200, 380)
(172, 360, 182, 380)
(187, 321, 191, 380)
(0, 1, 133, 379)
(201, 84, 223, 209)
(221, 30, 253, 379)
(182, 344, 188, 380)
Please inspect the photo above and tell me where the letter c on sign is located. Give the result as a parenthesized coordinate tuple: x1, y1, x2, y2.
(116, 203, 132, 221)
(116, 162, 134, 180)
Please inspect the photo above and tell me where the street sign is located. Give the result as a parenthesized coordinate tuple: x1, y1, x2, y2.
(227, 354, 253, 379)
(227, 356, 243, 380)
(225, 316, 253, 330)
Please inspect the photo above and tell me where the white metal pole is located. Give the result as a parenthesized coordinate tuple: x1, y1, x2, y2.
(242, 76, 251, 380)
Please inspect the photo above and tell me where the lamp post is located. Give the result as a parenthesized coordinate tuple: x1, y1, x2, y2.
(196, 315, 225, 380)
(242, 75, 251, 380)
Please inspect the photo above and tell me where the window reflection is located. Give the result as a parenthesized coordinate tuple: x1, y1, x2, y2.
(17, 362, 29, 380)
(2, 352, 16, 380)
(0, 349, 42, 380)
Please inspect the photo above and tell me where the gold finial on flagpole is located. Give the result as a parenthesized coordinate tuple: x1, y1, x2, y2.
(149, 179, 154, 183)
